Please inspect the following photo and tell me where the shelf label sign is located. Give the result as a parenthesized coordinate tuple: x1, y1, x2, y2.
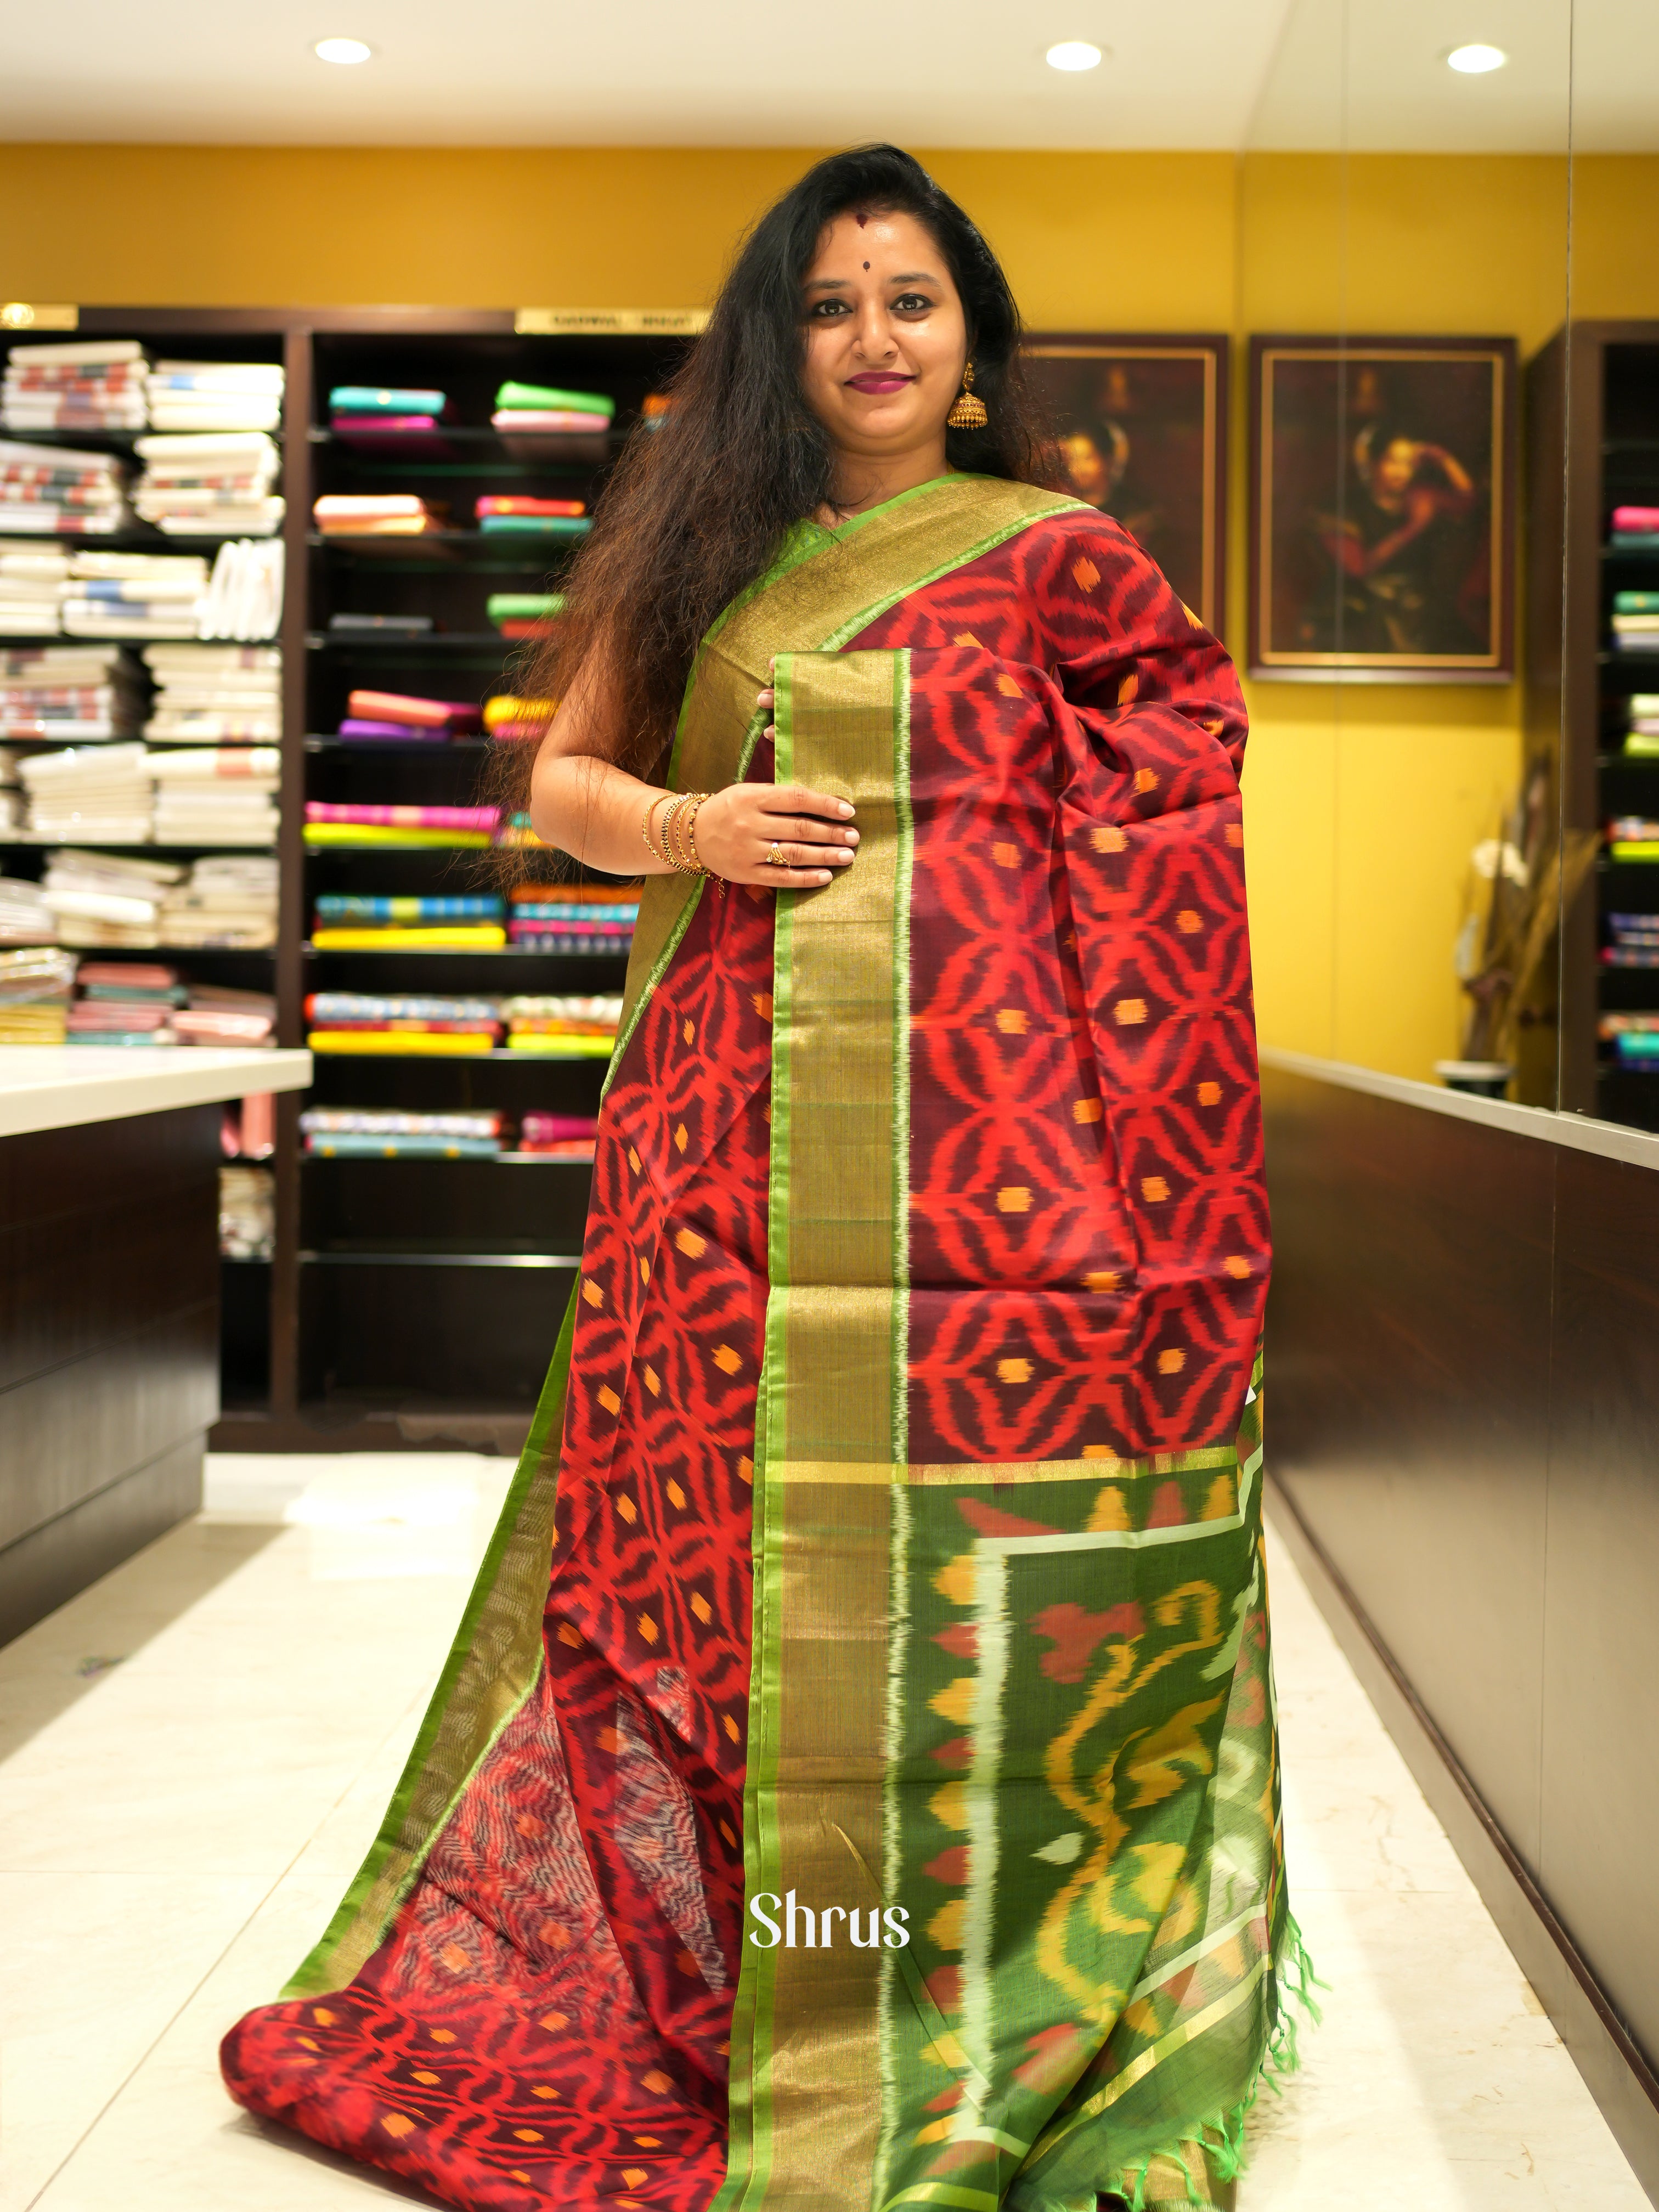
(1, 302, 79, 331)
(514, 307, 708, 336)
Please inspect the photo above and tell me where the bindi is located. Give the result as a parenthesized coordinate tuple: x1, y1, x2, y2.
(863, 261, 870, 270)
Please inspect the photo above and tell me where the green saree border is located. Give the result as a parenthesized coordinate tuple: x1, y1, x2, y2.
(716, 646, 915, 2210)
(281, 1282, 580, 1996)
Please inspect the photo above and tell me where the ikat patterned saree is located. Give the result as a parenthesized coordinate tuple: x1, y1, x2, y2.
(223, 475, 1310, 2212)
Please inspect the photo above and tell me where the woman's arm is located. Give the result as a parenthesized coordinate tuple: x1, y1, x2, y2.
(527, 660, 859, 888)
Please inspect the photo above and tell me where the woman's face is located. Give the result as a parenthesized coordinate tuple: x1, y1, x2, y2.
(799, 208, 969, 462)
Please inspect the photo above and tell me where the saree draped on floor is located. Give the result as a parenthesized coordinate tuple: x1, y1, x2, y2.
(223, 476, 1301, 2212)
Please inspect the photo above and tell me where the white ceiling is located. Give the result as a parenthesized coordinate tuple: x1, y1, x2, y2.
(0, 0, 1650, 151)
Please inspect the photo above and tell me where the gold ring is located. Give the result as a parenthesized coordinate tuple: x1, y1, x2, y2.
(765, 841, 787, 867)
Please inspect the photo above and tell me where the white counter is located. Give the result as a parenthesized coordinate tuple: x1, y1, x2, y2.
(0, 1046, 312, 1139)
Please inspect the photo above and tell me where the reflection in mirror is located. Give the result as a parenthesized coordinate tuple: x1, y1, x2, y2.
(1237, 0, 1572, 1105)
(1560, 4, 1659, 1127)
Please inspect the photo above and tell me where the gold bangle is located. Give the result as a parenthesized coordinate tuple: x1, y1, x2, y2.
(641, 793, 667, 862)
(681, 792, 712, 877)
(671, 793, 701, 874)
(668, 791, 713, 877)
(656, 793, 683, 870)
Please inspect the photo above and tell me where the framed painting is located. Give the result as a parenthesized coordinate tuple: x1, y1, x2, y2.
(1249, 335, 1517, 681)
(1023, 333, 1228, 635)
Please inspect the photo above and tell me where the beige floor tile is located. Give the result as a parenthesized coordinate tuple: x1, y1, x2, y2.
(0, 1871, 270, 2212)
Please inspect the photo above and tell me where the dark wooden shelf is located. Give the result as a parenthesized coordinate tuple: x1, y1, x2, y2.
(0, 425, 284, 450)
(304, 1151, 592, 1167)
(300, 1248, 582, 1266)
(304, 734, 493, 752)
(301, 940, 627, 958)
(307, 631, 517, 651)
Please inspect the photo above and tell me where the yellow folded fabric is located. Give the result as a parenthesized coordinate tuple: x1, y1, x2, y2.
(303, 826, 494, 850)
(307, 1030, 498, 1056)
(505, 1034, 616, 1055)
(311, 926, 507, 950)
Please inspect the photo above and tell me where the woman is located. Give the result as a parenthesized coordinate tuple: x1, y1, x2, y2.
(223, 145, 1307, 2212)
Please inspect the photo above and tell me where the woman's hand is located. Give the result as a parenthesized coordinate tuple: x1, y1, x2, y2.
(690, 684, 860, 887)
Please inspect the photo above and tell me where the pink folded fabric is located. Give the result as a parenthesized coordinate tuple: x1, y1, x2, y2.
(305, 803, 501, 832)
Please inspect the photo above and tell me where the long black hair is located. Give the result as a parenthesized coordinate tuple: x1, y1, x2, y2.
(491, 144, 1051, 853)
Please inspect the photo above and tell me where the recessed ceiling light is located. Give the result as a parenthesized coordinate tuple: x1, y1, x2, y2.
(1446, 42, 1507, 72)
(1046, 40, 1103, 71)
(314, 37, 372, 64)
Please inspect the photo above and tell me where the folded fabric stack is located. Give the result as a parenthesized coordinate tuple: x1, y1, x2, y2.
(134, 432, 284, 539)
(1600, 1013, 1659, 1065)
(38, 849, 180, 946)
(221, 1164, 275, 1259)
(150, 746, 281, 845)
(67, 959, 183, 1045)
(314, 494, 445, 538)
(1608, 815, 1659, 861)
(301, 1107, 505, 1158)
(0, 876, 52, 941)
(311, 894, 505, 949)
(145, 362, 283, 434)
(507, 884, 638, 952)
(1, 646, 143, 738)
(0, 439, 129, 534)
(159, 854, 279, 948)
(305, 802, 499, 850)
(1601, 915, 1659, 968)
(518, 1110, 599, 1160)
(496, 810, 548, 851)
(329, 385, 448, 452)
(304, 991, 504, 1056)
(1624, 693, 1659, 758)
(490, 382, 614, 448)
(1612, 591, 1659, 656)
(483, 693, 557, 742)
(198, 538, 284, 640)
(1610, 505, 1659, 552)
(337, 687, 481, 744)
(175, 980, 276, 1046)
(487, 592, 565, 639)
(475, 496, 589, 545)
(3, 341, 148, 431)
(19, 743, 154, 841)
(329, 613, 433, 638)
(63, 552, 208, 639)
(0, 945, 78, 1042)
(641, 394, 673, 432)
(144, 644, 282, 744)
(0, 541, 70, 635)
(501, 992, 622, 1054)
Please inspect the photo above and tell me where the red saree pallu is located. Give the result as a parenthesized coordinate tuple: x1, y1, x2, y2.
(222, 476, 1308, 2212)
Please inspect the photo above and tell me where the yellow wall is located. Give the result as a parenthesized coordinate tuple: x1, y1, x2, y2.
(1236, 153, 1571, 1077)
(0, 144, 1241, 327)
(2, 141, 1651, 1081)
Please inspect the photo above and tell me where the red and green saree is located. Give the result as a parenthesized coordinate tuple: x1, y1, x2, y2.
(222, 474, 1307, 2212)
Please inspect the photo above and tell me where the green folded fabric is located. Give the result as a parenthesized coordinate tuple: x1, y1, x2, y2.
(494, 382, 615, 418)
(1615, 591, 1659, 613)
(477, 515, 592, 537)
(487, 594, 566, 620)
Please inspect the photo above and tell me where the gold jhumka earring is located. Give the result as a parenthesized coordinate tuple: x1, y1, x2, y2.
(946, 360, 988, 430)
